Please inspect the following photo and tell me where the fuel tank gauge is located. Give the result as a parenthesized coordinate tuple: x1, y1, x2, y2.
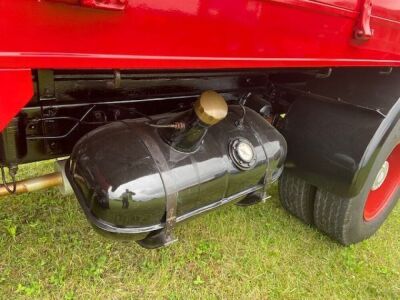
(229, 138, 257, 170)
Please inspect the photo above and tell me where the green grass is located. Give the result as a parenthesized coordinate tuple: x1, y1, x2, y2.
(0, 160, 399, 299)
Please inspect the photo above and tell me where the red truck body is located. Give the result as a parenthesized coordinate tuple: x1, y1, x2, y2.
(1, 0, 399, 130)
(1, 0, 400, 130)
(1, 0, 400, 70)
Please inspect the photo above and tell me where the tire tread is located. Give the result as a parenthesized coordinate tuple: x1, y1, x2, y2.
(278, 171, 316, 225)
(314, 190, 353, 245)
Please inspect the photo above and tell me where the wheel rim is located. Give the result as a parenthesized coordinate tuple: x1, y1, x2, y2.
(364, 144, 400, 221)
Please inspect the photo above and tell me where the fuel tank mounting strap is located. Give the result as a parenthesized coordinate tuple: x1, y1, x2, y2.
(135, 126, 178, 245)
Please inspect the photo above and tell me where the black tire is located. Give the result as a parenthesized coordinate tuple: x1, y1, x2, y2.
(314, 141, 400, 245)
(278, 170, 316, 225)
(314, 187, 399, 245)
(280, 142, 399, 245)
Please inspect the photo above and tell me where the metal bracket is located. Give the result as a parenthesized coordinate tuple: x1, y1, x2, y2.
(315, 68, 332, 79)
(354, 0, 373, 41)
(37, 70, 56, 102)
(379, 67, 393, 75)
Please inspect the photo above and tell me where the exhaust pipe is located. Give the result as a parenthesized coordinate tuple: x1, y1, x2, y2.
(0, 159, 73, 197)
(0, 172, 63, 197)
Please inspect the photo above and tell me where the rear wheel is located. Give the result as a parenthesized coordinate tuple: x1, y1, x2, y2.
(314, 144, 400, 245)
(279, 144, 400, 245)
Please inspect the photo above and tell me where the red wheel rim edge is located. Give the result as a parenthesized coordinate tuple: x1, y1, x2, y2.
(364, 144, 400, 221)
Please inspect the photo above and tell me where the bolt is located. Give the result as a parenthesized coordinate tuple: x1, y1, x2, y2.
(355, 30, 364, 39)
(94, 111, 103, 120)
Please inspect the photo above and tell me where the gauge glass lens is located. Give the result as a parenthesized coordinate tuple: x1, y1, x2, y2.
(237, 142, 254, 162)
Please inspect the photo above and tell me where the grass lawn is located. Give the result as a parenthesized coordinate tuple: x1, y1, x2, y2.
(0, 160, 399, 299)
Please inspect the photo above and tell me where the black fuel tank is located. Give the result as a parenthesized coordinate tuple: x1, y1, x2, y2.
(66, 106, 286, 241)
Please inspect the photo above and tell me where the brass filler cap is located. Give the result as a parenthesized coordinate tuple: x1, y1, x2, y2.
(194, 90, 228, 126)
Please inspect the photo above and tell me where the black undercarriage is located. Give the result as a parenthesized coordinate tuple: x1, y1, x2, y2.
(1, 67, 399, 200)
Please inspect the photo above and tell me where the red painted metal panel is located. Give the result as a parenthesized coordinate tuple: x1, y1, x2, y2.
(312, 0, 358, 11)
(373, 0, 400, 22)
(0, 70, 33, 131)
(0, 0, 400, 130)
(356, 0, 400, 58)
(0, 0, 399, 69)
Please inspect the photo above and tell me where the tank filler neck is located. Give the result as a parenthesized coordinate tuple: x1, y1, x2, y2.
(158, 90, 228, 153)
